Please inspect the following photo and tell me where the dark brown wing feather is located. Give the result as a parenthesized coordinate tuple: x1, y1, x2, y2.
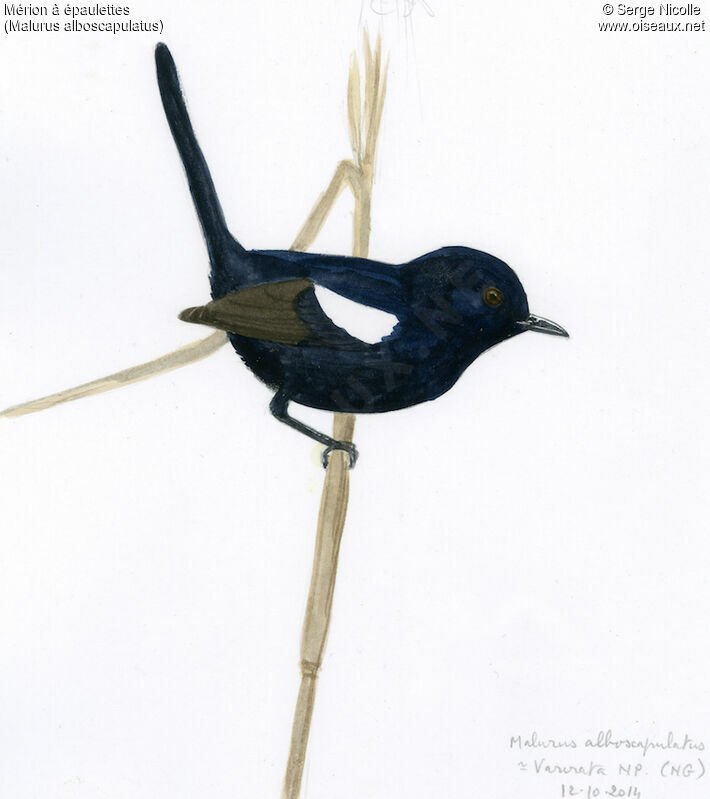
(179, 279, 314, 345)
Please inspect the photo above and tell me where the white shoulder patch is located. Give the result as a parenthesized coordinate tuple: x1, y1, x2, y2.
(313, 285, 399, 344)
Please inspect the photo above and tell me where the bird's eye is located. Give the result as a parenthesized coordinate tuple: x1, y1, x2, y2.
(482, 286, 504, 308)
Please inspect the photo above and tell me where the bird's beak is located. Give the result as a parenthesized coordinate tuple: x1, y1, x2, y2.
(517, 314, 569, 337)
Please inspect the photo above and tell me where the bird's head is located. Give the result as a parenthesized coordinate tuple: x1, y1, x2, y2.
(404, 246, 568, 353)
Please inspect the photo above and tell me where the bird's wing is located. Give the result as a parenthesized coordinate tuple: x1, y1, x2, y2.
(179, 278, 397, 349)
(179, 279, 314, 345)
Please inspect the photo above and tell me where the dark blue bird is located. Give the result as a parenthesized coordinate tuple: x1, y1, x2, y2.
(155, 43, 568, 467)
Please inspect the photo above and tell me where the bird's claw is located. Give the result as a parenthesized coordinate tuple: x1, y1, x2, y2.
(321, 441, 358, 469)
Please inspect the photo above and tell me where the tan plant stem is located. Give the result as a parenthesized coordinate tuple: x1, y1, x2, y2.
(281, 33, 387, 799)
(291, 160, 361, 252)
(282, 412, 355, 799)
(0, 330, 227, 419)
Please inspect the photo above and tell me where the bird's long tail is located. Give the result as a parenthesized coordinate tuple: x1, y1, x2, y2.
(155, 43, 245, 284)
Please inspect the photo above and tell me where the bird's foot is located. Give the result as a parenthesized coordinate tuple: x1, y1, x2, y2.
(321, 441, 358, 469)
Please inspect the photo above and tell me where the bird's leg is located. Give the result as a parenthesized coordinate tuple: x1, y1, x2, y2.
(269, 391, 358, 469)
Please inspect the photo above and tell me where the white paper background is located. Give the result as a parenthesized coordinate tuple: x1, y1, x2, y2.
(1, 1, 709, 797)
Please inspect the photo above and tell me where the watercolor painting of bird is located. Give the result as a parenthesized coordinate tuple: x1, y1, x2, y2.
(1, 34, 572, 799)
(155, 43, 567, 467)
(4, 12, 708, 799)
